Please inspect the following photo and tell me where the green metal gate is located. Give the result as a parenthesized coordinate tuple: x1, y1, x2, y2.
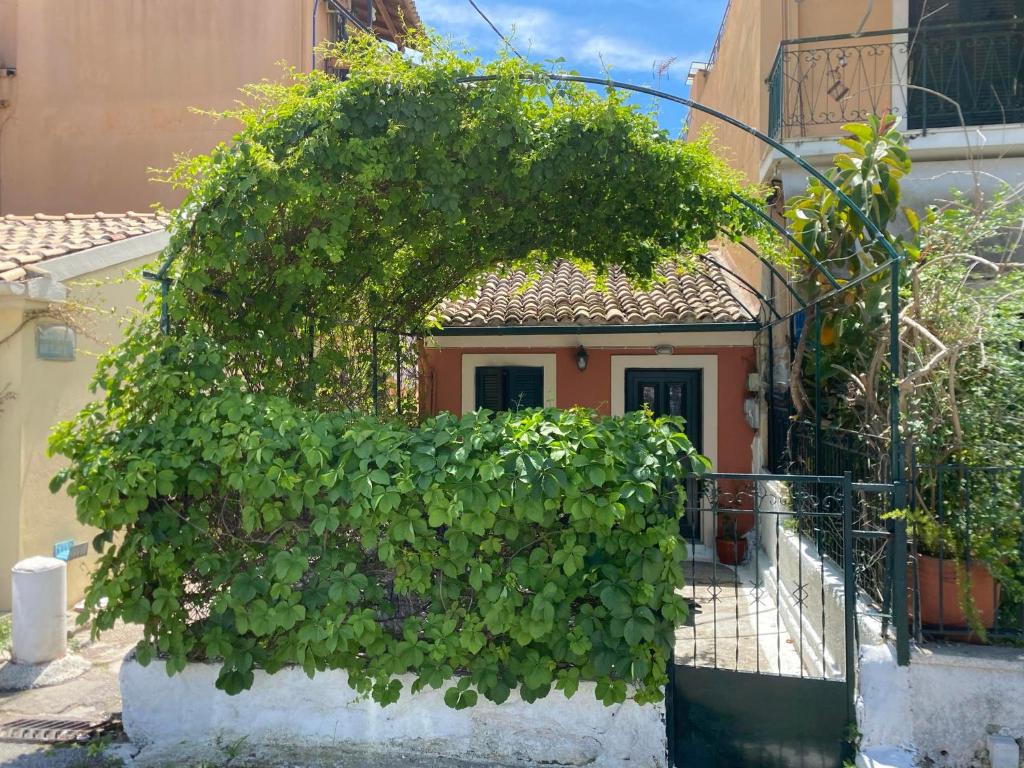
(668, 472, 861, 768)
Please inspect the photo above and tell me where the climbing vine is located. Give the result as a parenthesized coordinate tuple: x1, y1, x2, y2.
(51, 329, 702, 705)
(50, 33, 760, 706)
(159, 31, 759, 405)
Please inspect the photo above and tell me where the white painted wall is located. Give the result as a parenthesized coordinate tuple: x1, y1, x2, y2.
(121, 659, 668, 767)
(751, 482, 1024, 766)
(859, 643, 1024, 768)
(754, 480, 884, 680)
(776, 156, 1024, 219)
(766, 124, 1024, 217)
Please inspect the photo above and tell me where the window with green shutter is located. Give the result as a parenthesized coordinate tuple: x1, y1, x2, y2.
(474, 366, 544, 411)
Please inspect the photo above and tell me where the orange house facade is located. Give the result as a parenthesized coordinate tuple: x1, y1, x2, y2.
(420, 260, 761, 555)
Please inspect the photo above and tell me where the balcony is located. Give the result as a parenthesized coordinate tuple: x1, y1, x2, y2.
(767, 22, 1024, 140)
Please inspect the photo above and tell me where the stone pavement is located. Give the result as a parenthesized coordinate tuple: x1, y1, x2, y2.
(0, 619, 137, 767)
(674, 561, 804, 676)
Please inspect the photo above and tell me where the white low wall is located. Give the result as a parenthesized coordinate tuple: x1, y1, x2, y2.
(859, 642, 1024, 767)
(755, 480, 884, 680)
(121, 658, 667, 767)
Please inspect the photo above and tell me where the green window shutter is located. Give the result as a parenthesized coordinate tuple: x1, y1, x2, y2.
(475, 367, 504, 410)
(474, 366, 544, 411)
(506, 366, 544, 410)
(909, 0, 1024, 129)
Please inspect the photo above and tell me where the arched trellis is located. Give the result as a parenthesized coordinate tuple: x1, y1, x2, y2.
(143, 73, 910, 660)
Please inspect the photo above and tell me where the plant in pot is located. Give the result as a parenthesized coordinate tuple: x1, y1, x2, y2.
(716, 514, 748, 566)
(779, 116, 1024, 642)
(895, 468, 1024, 640)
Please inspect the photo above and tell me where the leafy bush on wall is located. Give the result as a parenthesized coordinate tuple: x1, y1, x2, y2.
(51, 333, 702, 707)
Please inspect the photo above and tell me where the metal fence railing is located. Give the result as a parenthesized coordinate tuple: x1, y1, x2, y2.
(767, 21, 1024, 139)
(778, 421, 893, 605)
(909, 464, 1024, 643)
(774, 420, 1024, 645)
(677, 472, 856, 684)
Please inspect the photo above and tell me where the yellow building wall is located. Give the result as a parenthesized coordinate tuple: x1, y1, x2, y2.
(0, 305, 25, 613)
(0, 0, 344, 215)
(687, 0, 896, 285)
(0, 257, 150, 611)
(689, 0, 895, 182)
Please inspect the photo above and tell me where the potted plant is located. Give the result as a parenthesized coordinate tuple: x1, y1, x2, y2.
(907, 509, 1000, 636)
(899, 468, 1023, 639)
(716, 514, 748, 566)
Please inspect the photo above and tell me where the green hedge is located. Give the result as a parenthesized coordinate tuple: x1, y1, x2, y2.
(50, 339, 701, 707)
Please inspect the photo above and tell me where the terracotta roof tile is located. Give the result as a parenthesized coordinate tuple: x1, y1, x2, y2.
(437, 257, 756, 328)
(0, 212, 166, 282)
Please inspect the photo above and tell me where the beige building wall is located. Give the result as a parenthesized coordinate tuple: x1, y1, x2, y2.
(0, 0, 345, 216)
(687, 0, 896, 286)
(0, 257, 149, 610)
(688, 0, 895, 183)
(0, 304, 24, 613)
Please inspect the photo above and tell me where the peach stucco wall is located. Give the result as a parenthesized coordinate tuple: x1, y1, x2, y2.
(0, 0, 341, 215)
(422, 344, 757, 474)
(688, 0, 895, 183)
(687, 0, 897, 289)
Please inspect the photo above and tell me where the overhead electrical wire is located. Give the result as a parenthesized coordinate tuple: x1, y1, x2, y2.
(465, 0, 526, 60)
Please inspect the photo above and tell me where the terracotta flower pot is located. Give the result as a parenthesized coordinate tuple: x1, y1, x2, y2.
(715, 537, 748, 566)
(912, 554, 1001, 630)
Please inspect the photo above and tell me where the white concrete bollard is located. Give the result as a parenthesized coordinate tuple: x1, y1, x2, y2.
(11, 556, 67, 665)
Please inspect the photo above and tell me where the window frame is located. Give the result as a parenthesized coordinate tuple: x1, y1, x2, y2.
(460, 353, 557, 414)
(474, 365, 545, 411)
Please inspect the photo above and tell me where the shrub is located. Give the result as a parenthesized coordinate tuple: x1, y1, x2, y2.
(50, 334, 701, 706)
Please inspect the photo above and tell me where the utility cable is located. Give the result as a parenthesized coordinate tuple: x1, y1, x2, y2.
(465, 0, 526, 60)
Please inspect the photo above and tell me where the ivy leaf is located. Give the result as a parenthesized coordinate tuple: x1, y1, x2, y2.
(600, 585, 633, 619)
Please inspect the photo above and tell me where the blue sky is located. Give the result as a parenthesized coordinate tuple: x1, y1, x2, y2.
(415, 0, 729, 134)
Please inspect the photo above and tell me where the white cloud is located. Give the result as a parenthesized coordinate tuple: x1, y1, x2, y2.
(577, 34, 667, 73)
(416, 0, 702, 76)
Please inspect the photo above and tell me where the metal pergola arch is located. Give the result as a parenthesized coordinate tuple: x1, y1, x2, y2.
(143, 75, 910, 664)
(144, 72, 905, 432)
(455, 73, 907, 532)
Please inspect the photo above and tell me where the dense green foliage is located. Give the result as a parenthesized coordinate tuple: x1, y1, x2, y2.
(902, 196, 1024, 610)
(784, 115, 916, 429)
(784, 116, 1024, 618)
(51, 329, 700, 704)
(906, 195, 1024, 470)
(159, 33, 759, 407)
(48, 34, 757, 704)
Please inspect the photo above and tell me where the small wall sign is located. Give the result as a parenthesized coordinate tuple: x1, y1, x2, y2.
(36, 324, 76, 361)
(53, 540, 88, 561)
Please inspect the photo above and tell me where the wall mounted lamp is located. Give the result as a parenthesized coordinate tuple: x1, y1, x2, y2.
(575, 345, 589, 371)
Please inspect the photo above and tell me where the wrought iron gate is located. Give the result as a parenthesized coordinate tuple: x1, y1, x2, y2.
(668, 472, 860, 768)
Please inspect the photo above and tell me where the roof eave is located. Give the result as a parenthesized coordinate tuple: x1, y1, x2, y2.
(433, 321, 761, 336)
(0, 229, 169, 303)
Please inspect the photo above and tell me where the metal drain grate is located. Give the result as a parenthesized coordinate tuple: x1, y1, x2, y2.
(0, 714, 121, 744)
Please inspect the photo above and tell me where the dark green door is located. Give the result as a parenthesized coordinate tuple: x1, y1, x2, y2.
(624, 368, 702, 540)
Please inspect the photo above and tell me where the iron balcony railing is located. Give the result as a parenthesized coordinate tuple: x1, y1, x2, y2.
(768, 21, 1024, 139)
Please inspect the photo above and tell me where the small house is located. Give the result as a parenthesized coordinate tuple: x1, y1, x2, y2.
(0, 212, 166, 609)
(421, 256, 761, 556)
